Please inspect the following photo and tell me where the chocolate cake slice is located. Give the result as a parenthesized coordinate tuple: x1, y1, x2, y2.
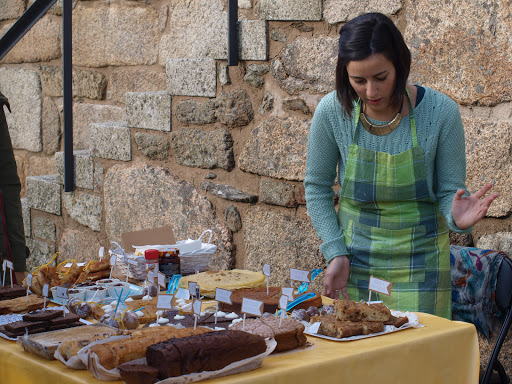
(4, 320, 50, 333)
(118, 363, 159, 384)
(23, 310, 64, 322)
(0, 285, 27, 300)
(49, 313, 81, 326)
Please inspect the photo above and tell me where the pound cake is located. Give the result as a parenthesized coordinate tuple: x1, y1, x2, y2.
(334, 300, 391, 322)
(220, 287, 322, 314)
(310, 314, 385, 338)
(146, 330, 267, 379)
(229, 315, 306, 353)
(89, 326, 212, 370)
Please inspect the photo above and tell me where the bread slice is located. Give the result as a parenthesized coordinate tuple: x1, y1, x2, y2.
(334, 300, 390, 322)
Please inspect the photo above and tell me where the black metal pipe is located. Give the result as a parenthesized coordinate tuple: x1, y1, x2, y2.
(63, 0, 74, 192)
(227, 0, 238, 66)
(0, 0, 58, 61)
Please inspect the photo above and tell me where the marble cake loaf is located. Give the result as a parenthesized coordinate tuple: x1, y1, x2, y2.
(229, 315, 307, 353)
(146, 330, 267, 379)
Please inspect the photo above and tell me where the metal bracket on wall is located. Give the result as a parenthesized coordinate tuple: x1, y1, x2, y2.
(228, 0, 239, 66)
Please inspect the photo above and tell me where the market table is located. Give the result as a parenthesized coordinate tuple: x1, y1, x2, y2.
(0, 312, 479, 384)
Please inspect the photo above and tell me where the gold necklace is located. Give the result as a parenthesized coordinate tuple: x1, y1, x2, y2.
(360, 111, 402, 136)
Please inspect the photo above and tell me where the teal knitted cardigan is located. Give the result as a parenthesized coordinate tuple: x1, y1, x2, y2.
(304, 87, 471, 263)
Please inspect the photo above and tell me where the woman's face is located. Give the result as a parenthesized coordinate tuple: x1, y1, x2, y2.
(346, 53, 397, 117)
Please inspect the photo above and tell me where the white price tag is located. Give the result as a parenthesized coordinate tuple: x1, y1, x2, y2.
(279, 295, 288, 310)
(188, 282, 198, 296)
(157, 272, 166, 288)
(192, 299, 202, 315)
(309, 322, 321, 334)
(110, 254, 117, 266)
(26, 274, 33, 287)
(175, 288, 190, 300)
(3, 260, 13, 271)
(262, 264, 270, 277)
(147, 270, 156, 282)
(126, 257, 138, 266)
(241, 298, 263, 317)
(42, 284, 49, 297)
(368, 275, 392, 296)
(77, 263, 86, 267)
(55, 286, 69, 299)
(99, 247, 104, 259)
(290, 268, 311, 282)
(157, 294, 174, 310)
(215, 288, 232, 304)
(281, 287, 294, 301)
(64, 262, 73, 268)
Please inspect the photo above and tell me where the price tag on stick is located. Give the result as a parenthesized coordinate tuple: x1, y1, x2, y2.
(157, 294, 174, 310)
(2, 260, 13, 287)
(281, 287, 294, 301)
(241, 298, 263, 331)
(26, 274, 33, 302)
(42, 284, 49, 309)
(188, 282, 198, 297)
(157, 272, 166, 289)
(175, 288, 190, 300)
(279, 295, 288, 327)
(290, 268, 311, 283)
(109, 254, 116, 279)
(368, 275, 392, 303)
(215, 288, 232, 304)
(192, 299, 202, 330)
(262, 264, 271, 295)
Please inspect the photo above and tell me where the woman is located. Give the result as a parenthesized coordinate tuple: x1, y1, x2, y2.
(304, 12, 498, 319)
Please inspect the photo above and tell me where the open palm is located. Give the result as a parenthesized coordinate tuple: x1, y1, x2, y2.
(451, 183, 499, 229)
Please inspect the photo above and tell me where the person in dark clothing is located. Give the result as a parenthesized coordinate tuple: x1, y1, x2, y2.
(0, 91, 27, 285)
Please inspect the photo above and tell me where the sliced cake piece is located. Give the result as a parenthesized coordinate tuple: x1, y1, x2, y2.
(334, 300, 391, 322)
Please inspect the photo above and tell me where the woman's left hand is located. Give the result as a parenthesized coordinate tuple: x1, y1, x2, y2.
(451, 183, 499, 229)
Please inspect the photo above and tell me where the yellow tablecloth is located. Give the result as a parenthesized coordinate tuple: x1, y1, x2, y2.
(0, 313, 479, 384)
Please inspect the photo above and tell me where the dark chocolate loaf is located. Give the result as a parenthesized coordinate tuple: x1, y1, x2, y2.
(146, 329, 267, 379)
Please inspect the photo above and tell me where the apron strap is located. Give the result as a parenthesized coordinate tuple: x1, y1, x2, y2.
(354, 88, 417, 147)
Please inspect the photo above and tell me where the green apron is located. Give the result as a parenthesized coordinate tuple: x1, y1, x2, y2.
(338, 92, 451, 318)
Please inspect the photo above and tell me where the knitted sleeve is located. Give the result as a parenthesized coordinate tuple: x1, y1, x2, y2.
(432, 95, 472, 233)
(304, 95, 350, 263)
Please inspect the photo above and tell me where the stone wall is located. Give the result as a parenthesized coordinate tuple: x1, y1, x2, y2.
(2, 0, 512, 371)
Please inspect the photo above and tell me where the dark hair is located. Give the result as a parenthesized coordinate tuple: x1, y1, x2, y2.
(336, 13, 411, 116)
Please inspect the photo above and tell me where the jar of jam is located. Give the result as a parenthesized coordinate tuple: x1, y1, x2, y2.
(159, 249, 181, 285)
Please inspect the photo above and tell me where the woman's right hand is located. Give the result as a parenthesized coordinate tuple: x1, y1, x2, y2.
(322, 255, 351, 300)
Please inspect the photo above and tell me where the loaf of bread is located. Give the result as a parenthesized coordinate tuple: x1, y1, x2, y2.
(146, 330, 267, 379)
(310, 314, 385, 338)
(89, 326, 212, 370)
(334, 300, 391, 322)
(229, 315, 306, 352)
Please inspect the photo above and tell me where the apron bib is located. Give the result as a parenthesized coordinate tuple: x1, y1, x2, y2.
(338, 92, 451, 318)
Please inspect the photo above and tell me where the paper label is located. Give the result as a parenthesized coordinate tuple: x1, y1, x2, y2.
(262, 264, 270, 277)
(157, 272, 166, 288)
(126, 258, 138, 265)
(175, 288, 190, 300)
(290, 268, 311, 282)
(188, 282, 198, 297)
(55, 286, 69, 299)
(77, 263, 86, 267)
(241, 298, 263, 317)
(110, 254, 117, 266)
(42, 284, 49, 297)
(157, 294, 174, 310)
(215, 288, 232, 304)
(26, 274, 33, 287)
(192, 299, 202, 315)
(279, 295, 288, 310)
(2, 260, 13, 271)
(64, 262, 73, 268)
(309, 322, 321, 334)
(147, 270, 156, 282)
(281, 287, 294, 301)
(99, 247, 104, 259)
(368, 275, 392, 296)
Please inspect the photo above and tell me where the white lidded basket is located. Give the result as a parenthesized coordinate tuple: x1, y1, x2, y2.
(132, 230, 217, 275)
